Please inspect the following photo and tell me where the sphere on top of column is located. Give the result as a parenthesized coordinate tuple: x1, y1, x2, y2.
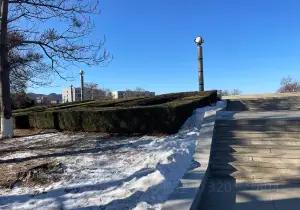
(194, 36, 204, 46)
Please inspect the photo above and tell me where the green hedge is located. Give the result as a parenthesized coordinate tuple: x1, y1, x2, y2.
(29, 112, 58, 129)
(14, 91, 218, 135)
(80, 106, 173, 134)
(13, 91, 211, 113)
(13, 100, 95, 114)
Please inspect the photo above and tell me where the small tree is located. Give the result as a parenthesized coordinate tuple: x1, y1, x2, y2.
(85, 82, 98, 100)
(278, 77, 300, 93)
(84, 82, 111, 100)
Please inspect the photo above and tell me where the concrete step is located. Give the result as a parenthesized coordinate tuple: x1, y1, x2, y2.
(210, 171, 300, 185)
(217, 119, 300, 126)
(235, 176, 300, 185)
(244, 100, 300, 104)
(212, 145, 300, 155)
(211, 155, 300, 164)
(215, 126, 300, 132)
(213, 144, 300, 149)
(215, 139, 300, 146)
(212, 150, 300, 159)
(249, 107, 300, 111)
(215, 125, 300, 132)
(226, 98, 300, 111)
(211, 167, 300, 179)
(215, 136, 300, 141)
(217, 110, 300, 121)
(214, 131, 300, 139)
(210, 161, 300, 170)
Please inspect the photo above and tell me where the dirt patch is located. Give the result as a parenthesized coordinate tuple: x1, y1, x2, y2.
(0, 132, 108, 190)
(0, 132, 121, 191)
(13, 129, 58, 138)
(15, 162, 65, 188)
(0, 161, 64, 189)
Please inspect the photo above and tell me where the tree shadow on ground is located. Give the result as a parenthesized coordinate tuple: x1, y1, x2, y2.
(0, 137, 153, 165)
(0, 167, 156, 207)
(0, 132, 202, 209)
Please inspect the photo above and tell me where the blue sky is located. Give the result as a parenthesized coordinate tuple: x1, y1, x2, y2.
(29, 0, 300, 95)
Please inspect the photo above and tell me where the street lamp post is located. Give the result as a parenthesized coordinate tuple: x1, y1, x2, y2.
(80, 70, 84, 101)
(195, 36, 204, 92)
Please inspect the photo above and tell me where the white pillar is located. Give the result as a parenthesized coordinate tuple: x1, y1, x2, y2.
(1, 117, 13, 138)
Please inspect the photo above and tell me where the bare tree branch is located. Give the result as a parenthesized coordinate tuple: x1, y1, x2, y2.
(6, 0, 111, 91)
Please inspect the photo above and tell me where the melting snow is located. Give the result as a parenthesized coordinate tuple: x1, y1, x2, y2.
(0, 101, 225, 210)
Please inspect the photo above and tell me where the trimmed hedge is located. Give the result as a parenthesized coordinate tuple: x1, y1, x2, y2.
(12, 100, 95, 114)
(14, 91, 218, 135)
(80, 106, 173, 134)
(30, 112, 59, 129)
(13, 91, 212, 113)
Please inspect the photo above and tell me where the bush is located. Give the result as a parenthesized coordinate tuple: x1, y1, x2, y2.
(12, 92, 35, 110)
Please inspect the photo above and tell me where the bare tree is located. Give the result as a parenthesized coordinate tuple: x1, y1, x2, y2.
(0, 0, 110, 138)
(84, 82, 110, 100)
(135, 87, 145, 92)
(85, 82, 98, 100)
(278, 77, 300, 93)
(220, 89, 242, 96)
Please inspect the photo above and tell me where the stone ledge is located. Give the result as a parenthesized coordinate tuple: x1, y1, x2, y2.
(161, 103, 226, 210)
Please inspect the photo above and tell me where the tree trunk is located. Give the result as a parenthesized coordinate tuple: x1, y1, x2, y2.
(0, 0, 13, 138)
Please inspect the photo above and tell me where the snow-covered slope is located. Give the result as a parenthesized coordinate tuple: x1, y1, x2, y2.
(0, 101, 224, 210)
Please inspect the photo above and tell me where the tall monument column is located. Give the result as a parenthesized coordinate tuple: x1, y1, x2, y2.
(70, 85, 74, 102)
(80, 70, 84, 101)
(194, 36, 205, 92)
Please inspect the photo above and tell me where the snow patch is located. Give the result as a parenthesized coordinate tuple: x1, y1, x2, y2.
(0, 101, 225, 210)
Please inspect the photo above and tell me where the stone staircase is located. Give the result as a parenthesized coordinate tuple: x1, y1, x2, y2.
(209, 94, 300, 184)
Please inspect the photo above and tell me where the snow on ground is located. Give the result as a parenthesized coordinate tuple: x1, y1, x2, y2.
(0, 101, 225, 210)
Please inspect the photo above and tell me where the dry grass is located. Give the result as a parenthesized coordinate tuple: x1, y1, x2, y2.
(0, 160, 63, 189)
(0, 130, 108, 190)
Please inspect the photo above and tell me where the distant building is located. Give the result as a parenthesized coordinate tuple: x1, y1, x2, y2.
(28, 93, 61, 105)
(62, 86, 81, 103)
(112, 90, 155, 100)
(50, 100, 60, 105)
(62, 85, 110, 103)
(36, 96, 49, 104)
